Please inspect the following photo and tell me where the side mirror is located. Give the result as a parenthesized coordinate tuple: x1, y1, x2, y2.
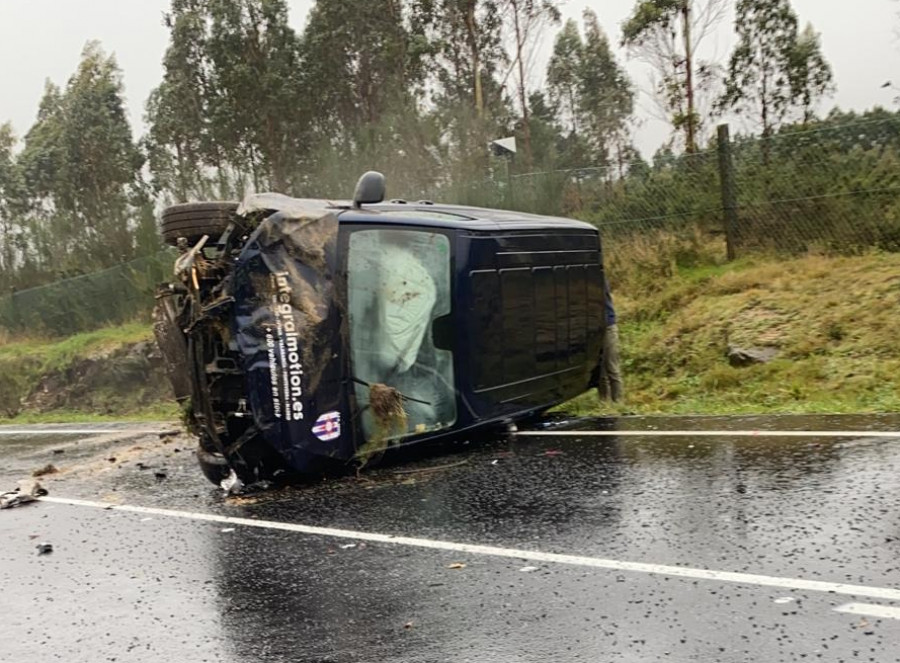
(352, 171, 386, 209)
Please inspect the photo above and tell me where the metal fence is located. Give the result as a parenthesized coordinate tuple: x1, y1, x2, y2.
(0, 251, 174, 337)
(444, 117, 900, 260)
(5, 117, 900, 337)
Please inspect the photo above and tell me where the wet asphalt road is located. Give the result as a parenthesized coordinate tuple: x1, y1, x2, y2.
(2, 416, 900, 662)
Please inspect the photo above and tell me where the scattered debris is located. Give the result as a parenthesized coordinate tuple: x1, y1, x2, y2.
(51, 449, 65, 455)
(35, 542, 53, 555)
(773, 597, 795, 604)
(543, 450, 564, 457)
(221, 527, 235, 533)
(154, 470, 168, 482)
(107, 457, 117, 463)
(519, 566, 539, 573)
(404, 621, 414, 629)
(446, 562, 466, 570)
(221, 470, 244, 496)
(1, 480, 47, 510)
(140, 517, 153, 522)
(32, 464, 59, 478)
(158, 430, 179, 439)
(339, 543, 357, 550)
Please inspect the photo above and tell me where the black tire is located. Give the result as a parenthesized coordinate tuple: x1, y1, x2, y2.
(161, 201, 239, 247)
(196, 447, 232, 486)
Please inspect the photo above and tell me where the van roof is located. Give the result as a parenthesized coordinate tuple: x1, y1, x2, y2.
(337, 202, 598, 233)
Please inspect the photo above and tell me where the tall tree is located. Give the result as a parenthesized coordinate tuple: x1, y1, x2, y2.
(622, 0, 726, 153)
(147, 0, 308, 198)
(145, 0, 216, 201)
(502, 0, 561, 167)
(718, 0, 832, 137)
(547, 11, 634, 169)
(789, 22, 834, 125)
(0, 123, 22, 289)
(546, 19, 582, 136)
(18, 43, 145, 280)
(578, 10, 635, 170)
(419, 0, 512, 184)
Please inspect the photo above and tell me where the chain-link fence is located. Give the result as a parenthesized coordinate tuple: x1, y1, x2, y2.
(0, 251, 174, 337)
(443, 116, 900, 262)
(5, 117, 899, 337)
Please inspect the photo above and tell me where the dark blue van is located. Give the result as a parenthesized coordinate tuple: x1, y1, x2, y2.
(154, 173, 608, 486)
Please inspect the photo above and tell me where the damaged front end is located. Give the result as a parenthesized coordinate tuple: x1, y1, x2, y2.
(154, 195, 351, 486)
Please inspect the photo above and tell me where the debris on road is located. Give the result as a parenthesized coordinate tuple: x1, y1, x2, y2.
(446, 562, 466, 570)
(32, 464, 59, 477)
(1, 480, 47, 510)
(221, 470, 244, 496)
(519, 566, 539, 573)
(35, 542, 53, 555)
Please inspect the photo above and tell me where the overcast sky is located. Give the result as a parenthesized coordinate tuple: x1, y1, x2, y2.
(1, 0, 897, 157)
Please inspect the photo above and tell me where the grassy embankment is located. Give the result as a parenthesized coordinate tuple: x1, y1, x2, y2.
(0, 322, 178, 423)
(2, 249, 900, 422)
(564, 249, 900, 416)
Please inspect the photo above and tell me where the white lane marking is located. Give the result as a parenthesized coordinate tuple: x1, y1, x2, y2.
(518, 430, 900, 438)
(0, 429, 166, 436)
(39, 495, 900, 602)
(835, 603, 900, 620)
(3, 428, 897, 439)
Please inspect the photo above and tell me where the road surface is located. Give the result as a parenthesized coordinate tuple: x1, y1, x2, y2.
(2, 415, 900, 662)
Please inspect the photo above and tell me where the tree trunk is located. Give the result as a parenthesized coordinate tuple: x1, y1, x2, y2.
(464, 1, 484, 117)
(680, 0, 697, 154)
(511, 1, 533, 168)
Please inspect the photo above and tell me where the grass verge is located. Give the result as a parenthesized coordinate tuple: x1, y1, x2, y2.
(560, 251, 900, 416)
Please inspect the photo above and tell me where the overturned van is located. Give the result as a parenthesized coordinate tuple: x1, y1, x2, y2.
(154, 173, 610, 485)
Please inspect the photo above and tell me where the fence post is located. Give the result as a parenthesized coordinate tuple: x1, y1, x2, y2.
(717, 123, 739, 261)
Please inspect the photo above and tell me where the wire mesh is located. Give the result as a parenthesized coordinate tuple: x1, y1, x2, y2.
(6, 117, 900, 337)
(0, 251, 174, 336)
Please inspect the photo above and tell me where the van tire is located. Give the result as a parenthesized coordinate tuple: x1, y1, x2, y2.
(161, 201, 239, 246)
(196, 447, 232, 486)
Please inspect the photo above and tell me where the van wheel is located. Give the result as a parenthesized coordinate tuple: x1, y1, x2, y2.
(196, 447, 232, 486)
(161, 201, 239, 247)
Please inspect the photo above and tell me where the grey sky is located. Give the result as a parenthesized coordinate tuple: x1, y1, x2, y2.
(1, 0, 897, 157)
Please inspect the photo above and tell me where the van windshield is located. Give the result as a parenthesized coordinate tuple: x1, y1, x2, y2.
(347, 229, 456, 443)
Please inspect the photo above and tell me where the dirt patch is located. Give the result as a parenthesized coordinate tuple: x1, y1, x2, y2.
(21, 341, 171, 415)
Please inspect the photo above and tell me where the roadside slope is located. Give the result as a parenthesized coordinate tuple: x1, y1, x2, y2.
(0, 323, 177, 422)
(563, 252, 900, 415)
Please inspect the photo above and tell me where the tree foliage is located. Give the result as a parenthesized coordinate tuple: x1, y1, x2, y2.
(0, 0, 851, 299)
(547, 11, 634, 169)
(12, 43, 152, 288)
(718, 0, 833, 136)
(622, 0, 726, 153)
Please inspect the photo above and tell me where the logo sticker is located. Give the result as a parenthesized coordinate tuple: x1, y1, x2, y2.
(312, 411, 341, 442)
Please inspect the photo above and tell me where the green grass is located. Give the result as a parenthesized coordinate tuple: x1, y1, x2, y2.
(0, 322, 166, 419)
(6, 402, 180, 425)
(559, 251, 900, 417)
